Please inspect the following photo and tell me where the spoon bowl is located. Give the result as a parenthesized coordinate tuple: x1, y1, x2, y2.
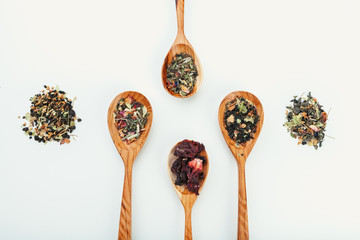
(168, 140, 209, 240)
(218, 91, 264, 240)
(161, 0, 203, 98)
(107, 91, 153, 240)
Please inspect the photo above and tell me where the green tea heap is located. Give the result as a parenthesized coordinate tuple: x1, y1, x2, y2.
(224, 97, 260, 147)
(284, 92, 328, 149)
(21, 85, 81, 144)
(114, 96, 149, 143)
(166, 52, 198, 97)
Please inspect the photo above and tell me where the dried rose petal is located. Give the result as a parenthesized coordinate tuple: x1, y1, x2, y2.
(309, 125, 319, 132)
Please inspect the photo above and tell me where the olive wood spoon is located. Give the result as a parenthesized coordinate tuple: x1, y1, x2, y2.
(168, 141, 209, 240)
(218, 91, 264, 240)
(107, 91, 153, 240)
(161, 0, 203, 98)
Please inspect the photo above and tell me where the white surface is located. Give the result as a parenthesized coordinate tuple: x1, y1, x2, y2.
(0, 0, 359, 239)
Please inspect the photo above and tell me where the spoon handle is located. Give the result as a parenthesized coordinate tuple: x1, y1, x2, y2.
(118, 164, 133, 240)
(184, 207, 193, 240)
(175, 0, 185, 36)
(237, 161, 249, 240)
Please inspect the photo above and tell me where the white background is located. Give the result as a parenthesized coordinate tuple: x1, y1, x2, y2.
(1, 0, 359, 239)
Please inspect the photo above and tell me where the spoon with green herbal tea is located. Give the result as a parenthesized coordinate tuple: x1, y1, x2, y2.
(161, 0, 203, 98)
(107, 91, 153, 240)
(218, 91, 264, 240)
(168, 140, 209, 240)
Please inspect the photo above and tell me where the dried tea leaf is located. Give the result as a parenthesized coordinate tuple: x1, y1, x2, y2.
(292, 115, 302, 125)
(238, 101, 247, 114)
(244, 116, 255, 123)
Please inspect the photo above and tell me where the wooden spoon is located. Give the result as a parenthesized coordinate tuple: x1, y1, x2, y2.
(218, 91, 264, 240)
(107, 91, 153, 240)
(168, 140, 209, 240)
(161, 0, 203, 98)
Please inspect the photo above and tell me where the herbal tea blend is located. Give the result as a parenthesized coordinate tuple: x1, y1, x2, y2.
(224, 97, 260, 147)
(21, 85, 81, 144)
(171, 140, 206, 195)
(114, 96, 149, 143)
(166, 52, 198, 96)
(284, 92, 328, 149)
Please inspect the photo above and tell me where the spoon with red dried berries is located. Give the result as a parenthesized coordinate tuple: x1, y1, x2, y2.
(107, 91, 153, 240)
(168, 140, 209, 240)
(218, 91, 264, 240)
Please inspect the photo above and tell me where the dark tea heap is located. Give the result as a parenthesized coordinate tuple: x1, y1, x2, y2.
(114, 96, 149, 143)
(171, 140, 206, 195)
(224, 97, 260, 147)
(166, 52, 198, 97)
(284, 92, 328, 149)
(21, 85, 81, 144)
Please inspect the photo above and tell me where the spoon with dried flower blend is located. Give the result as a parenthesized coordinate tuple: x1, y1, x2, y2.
(168, 140, 209, 240)
(107, 91, 152, 240)
(218, 91, 264, 240)
(161, 0, 203, 98)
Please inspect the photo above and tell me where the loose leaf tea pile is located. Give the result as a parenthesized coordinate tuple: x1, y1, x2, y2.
(114, 96, 149, 143)
(224, 97, 260, 147)
(166, 52, 198, 97)
(171, 140, 206, 195)
(21, 85, 81, 144)
(284, 92, 328, 149)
